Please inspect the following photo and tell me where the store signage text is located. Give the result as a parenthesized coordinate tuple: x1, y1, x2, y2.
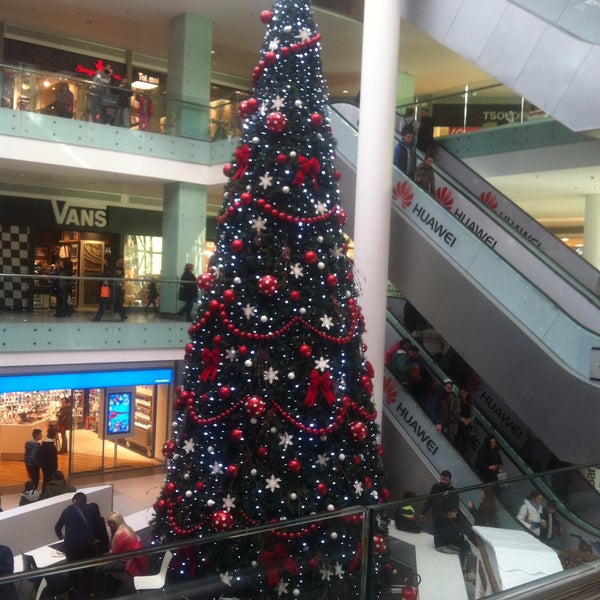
(479, 390, 522, 439)
(74, 59, 122, 81)
(481, 110, 521, 124)
(452, 208, 498, 249)
(497, 211, 541, 247)
(51, 200, 107, 228)
(412, 203, 457, 248)
(137, 72, 160, 86)
(394, 400, 439, 456)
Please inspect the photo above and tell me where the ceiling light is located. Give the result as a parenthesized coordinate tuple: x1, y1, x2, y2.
(560, 237, 570, 242)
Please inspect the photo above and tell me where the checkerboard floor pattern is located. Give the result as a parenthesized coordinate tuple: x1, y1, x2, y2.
(1, 225, 31, 310)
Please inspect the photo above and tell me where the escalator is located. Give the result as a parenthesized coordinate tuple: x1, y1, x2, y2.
(329, 105, 600, 465)
(382, 312, 600, 549)
(401, 0, 600, 135)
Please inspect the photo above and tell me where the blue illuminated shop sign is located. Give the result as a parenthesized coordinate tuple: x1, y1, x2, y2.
(0, 369, 173, 393)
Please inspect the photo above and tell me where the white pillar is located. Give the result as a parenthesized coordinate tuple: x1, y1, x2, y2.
(583, 194, 600, 271)
(353, 0, 401, 424)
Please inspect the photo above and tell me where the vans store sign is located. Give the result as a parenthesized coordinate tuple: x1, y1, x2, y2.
(51, 201, 108, 228)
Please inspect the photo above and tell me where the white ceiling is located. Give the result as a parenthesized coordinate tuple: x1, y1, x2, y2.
(1, 0, 596, 244)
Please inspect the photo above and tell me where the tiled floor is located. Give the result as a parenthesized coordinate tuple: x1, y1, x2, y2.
(1, 471, 165, 516)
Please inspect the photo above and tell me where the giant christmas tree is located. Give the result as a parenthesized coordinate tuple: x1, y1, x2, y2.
(153, 1, 390, 598)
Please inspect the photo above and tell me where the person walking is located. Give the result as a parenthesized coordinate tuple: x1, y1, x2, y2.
(91, 258, 114, 322)
(176, 263, 198, 322)
(112, 257, 128, 322)
(24, 428, 42, 489)
(56, 397, 73, 454)
(39, 426, 59, 493)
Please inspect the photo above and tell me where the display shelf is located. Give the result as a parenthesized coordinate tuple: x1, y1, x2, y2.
(132, 385, 154, 457)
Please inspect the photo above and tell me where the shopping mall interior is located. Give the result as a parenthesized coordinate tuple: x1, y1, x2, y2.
(1, 1, 600, 598)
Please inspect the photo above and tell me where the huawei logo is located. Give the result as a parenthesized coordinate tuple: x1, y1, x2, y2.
(480, 191, 498, 210)
(392, 180, 414, 208)
(436, 186, 454, 210)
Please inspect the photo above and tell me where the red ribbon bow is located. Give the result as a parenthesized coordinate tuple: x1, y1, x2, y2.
(259, 543, 300, 588)
(199, 347, 221, 382)
(292, 155, 320, 189)
(304, 369, 335, 407)
(232, 144, 251, 180)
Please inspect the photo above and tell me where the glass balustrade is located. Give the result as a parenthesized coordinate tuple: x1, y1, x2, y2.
(0, 463, 598, 599)
(0, 272, 188, 321)
(396, 82, 550, 136)
(0, 62, 244, 141)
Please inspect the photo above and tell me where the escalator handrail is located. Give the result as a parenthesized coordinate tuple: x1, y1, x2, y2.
(330, 103, 600, 336)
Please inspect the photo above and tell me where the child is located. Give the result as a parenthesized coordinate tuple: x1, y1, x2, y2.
(19, 480, 40, 506)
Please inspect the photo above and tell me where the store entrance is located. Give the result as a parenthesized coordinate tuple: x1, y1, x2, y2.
(0, 381, 168, 491)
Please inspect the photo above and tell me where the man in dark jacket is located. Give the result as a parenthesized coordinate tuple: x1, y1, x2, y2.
(176, 263, 198, 322)
(393, 125, 416, 179)
(54, 492, 100, 598)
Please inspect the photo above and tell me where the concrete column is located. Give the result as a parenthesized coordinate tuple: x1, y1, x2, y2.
(353, 0, 401, 424)
(161, 182, 207, 313)
(583, 194, 600, 271)
(168, 13, 212, 139)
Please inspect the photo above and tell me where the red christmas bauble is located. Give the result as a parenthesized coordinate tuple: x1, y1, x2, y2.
(165, 481, 177, 496)
(223, 163, 232, 176)
(337, 208, 348, 225)
(276, 153, 288, 164)
(266, 111, 287, 133)
(257, 446, 268, 458)
(260, 10, 273, 24)
(326, 274, 338, 287)
(288, 459, 302, 474)
(264, 51, 276, 65)
(219, 386, 231, 399)
(240, 191, 253, 205)
(258, 275, 279, 296)
(244, 395, 266, 418)
(317, 483, 328, 496)
(227, 464, 240, 477)
(238, 345, 249, 357)
(231, 429, 244, 442)
(290, 290, 301, 301)
(381, 488, 391, 500)
(334, 170, 341, 180)
(310, 112, 323, 127)
(238, 100, 249, 118)
(197, 272, 213, 291)
(222, 289, 236, 304)
(195, 481, 205, 491)
(349, 421, 368, 442)
(247, 97, 259, 112)
(162, 440, 176, 458)
(298, 344, 312, 358)
(232, 239, 244, 253)
(372, 534, 387, 554)
(304, 250, 318, 265)
(155, 498, 167, 512)
(212, 510, 234, 531)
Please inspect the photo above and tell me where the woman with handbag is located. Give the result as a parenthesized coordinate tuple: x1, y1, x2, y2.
(475, 436, 503, 482)
(91, 258, 115, 322)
